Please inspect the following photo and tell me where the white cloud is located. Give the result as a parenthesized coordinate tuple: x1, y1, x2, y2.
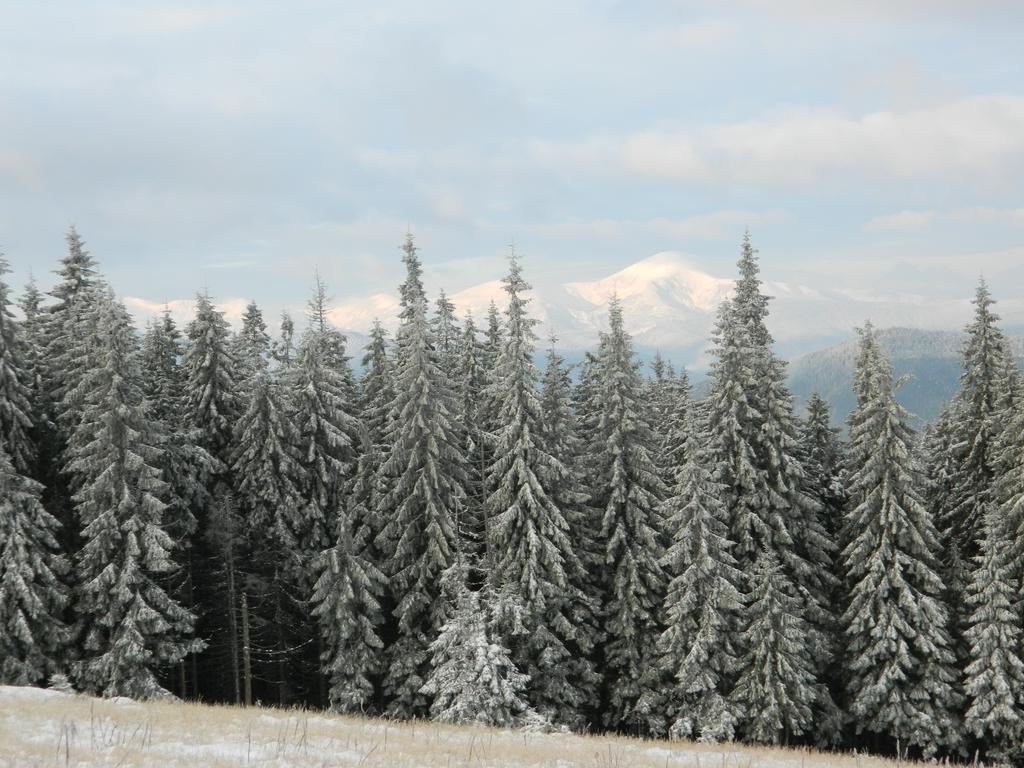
(534, 96, 1024, 188)
(951, 207, 1024, 224)
(123, 295, 249, 329)
(533, 210, 788, 241)
(865, 210, 936, 232)
(102, 5, 238, 36)
(865, 206, 1024, 232)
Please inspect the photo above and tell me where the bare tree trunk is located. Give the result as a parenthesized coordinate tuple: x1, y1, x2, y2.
(226, 556, 240, 705)
(241, 590, 253, 707)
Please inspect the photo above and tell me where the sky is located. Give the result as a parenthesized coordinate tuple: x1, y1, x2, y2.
(1, 0, 1023, 331)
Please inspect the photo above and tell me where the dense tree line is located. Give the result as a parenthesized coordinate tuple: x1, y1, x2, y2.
(1, 228, 1023, 760)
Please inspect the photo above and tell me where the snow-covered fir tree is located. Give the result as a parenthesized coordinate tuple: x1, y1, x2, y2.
(42, 226, 102, 431)
(0, 255, 35, 476)
(485, 253, 598, 728)
(183, 292, 241, 466)
(17, 277, 46, 441)
(705, 234, 838, 739)
(842, 324, 960, 756)
(353, 320, 393, 551)
(0, 444, 69, 685)
(272, 310, 296, 370)
(289, 279, 362, 575)
(433, 289, 462, 371)
(590, 297, 667, 732)
(937, 280, 1015, 634)
(800, 393, 846, 541)
(421, 565, 535, 728)
(375, 234, 466, 718)
(233, 300, 271, 382)
(653, 403, 743, 742)
(963, 504, 1024, 758)
(231, 369, 309, 704)
(455, 311, 488, 565)
(311, 495, 385, 714)
(731, 549, 816, 745)
(68, 290, 202, 699)
(139, 310, 213, 698)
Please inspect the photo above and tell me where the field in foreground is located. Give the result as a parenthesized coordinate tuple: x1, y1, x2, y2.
(0, 685, 921, 768)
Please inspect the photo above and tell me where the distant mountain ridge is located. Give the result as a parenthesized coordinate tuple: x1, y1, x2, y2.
(787, 327, 1024, 428)
(329, 251, 1024, 367)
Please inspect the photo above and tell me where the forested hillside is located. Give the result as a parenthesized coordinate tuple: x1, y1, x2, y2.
(1, 228, 1022, 762)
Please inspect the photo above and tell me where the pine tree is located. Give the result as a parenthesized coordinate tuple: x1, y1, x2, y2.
(18, 277, 46, 448)
(69, 290, 202, 699)
(354, 320, 393, 551)
(705, 235, 837, 739)
(654, 404, 743, 742)
(42, 226, 101, 431)
(421, 568, 534, 728)
(311, 498, 385, 714)
(842, 324, 960, 755)
(183, 293, 240, 465)
(455, 311, 488, 567)
(290, 279, 362, 574)
(0, 444, 69, 685)
(963, 505, 1024, 757)
(433, 289, 461, 371)
(231, 370, 309, 705)
(590, 297, 667, 732)
(0, 255, 35, 475)
(181, 293, 241, 701)
(939, 280, 1014, 636)
(375, 234, 465, 718)
(139, 310, 212, 698)
(233, 300, 270, 382)
(485, 253, 597, 728)
(37, 228, 102, 553)
(731, 549, 816, 745)
(801, 393, 846, 541)
(272, 311, 296, 370)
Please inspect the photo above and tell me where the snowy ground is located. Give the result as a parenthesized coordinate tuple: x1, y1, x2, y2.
(0, 685, 916, 768)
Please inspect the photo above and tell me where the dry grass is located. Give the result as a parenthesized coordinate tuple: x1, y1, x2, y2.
(0, 686, 923, 768)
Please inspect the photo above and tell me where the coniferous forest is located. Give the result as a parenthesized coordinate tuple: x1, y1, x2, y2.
(4, 226, 1024, 762)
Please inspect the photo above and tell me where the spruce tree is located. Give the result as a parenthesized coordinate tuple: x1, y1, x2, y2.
(181, 293, 241, 701)
(731, 549, 816, 745)
(485, 254, 597, 728)
(0, 444, 69, 685)
(140, 310, 212, 697)
(311, 498, 385, 713)
(433, 289, 461, 371)
(290, 280, 361, 575)
(801, 393, 846, 541)
(354, 320, 393, 553)
(654, 404, 743, 742)
(939, 280, 1015, 636)
(231, 370, 309, 704)
(233, 300, 271, 382)
(272, 310, 296, 370)
(455, 311, 488, 566)
(591, 298, 667, 732)
(421, 567, 535, 728)
(69, 290, 201, 698)
(375, 234, 466, 718)
(842, 324, 960, 756)
(183, 293, 240, 466)
(705, 235, 837, 739)
(42, 226, 101, 431)
(963, 505, 1024, 757)
(18, 277, 46, 453)
(0, 255, 35, 475)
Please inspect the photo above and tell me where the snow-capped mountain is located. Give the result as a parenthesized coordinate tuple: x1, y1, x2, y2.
(328, 251, 1024, 366)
